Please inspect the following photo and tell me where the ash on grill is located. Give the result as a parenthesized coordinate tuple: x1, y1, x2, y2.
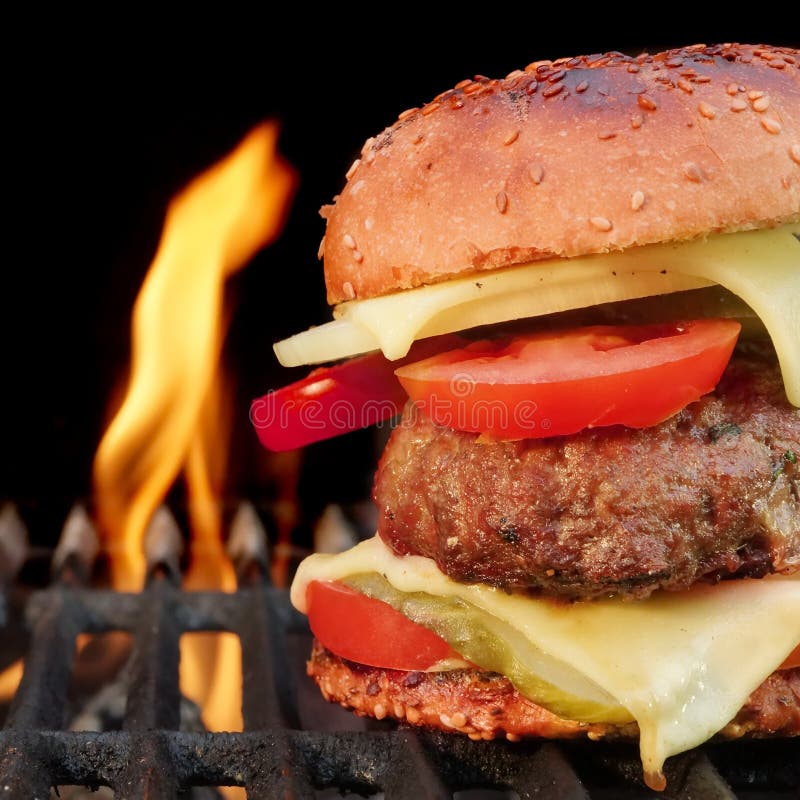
(1, 504, 797, 799)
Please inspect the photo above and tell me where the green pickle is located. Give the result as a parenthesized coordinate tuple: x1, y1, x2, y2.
(344, 573, 633, 724)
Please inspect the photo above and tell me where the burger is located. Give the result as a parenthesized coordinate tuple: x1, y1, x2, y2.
(251, 43, 800, 790)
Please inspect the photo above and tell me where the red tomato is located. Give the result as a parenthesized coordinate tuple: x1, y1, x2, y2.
(395, 319, 741, 440)
(251, 335, 462, 451)
(306, 580, 461, 670)
(779, 644, 800, 671)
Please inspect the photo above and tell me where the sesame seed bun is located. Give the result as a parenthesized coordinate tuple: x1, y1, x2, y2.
(322, 43, 800, 305)
(309, 642, 800, 743)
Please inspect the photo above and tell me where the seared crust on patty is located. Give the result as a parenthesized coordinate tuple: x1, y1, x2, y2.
(309, 642, 800, 741)
(374, 345, 800, 599)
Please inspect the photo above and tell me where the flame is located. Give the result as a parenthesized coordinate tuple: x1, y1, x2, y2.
(0, 659, 24, 704)
(93, 123, 294, 800)
(94, 122, 295, 590)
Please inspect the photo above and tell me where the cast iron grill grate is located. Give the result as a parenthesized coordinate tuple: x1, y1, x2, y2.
(0, 505, 798, 799)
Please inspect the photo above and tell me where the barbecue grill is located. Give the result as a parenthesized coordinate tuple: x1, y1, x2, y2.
(1, 504, 797, 799)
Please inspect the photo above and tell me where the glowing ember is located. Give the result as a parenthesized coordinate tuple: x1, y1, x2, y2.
(0, 659, 24, 704)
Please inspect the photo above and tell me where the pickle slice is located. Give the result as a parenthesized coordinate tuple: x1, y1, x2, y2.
(345, 573, 633, 724)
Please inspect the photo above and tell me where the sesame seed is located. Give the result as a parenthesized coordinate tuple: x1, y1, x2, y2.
(730, 98, 747, 112)
(590, 216, 613, 232)
(343, 233, 357, 249)
(545, 568, 556, 577)
(342, 281, 355, 300)
(684, 162, 705, 182)
(439, 713, 452, 727)
(694, 75, 711, 83)
(506, 69, 525, 80)
(345, 159, 360, 180)
(468, 732, 483, 741)
(630, 114, 644, 129)
(752, 95, 770, 112)
(548, 69, 566, 83)
(665, 57, 683, 68)
(782, 176, 791, 189)
(790, 144, 800, 165)
(406, 707, 421, 724)
(769, 59, 786, 69)
(525, 80, 538, 95)
(627, 63, 640, 73)
(542, 83, 564, 98)
(761, 117, 782, 135)
(352, 250, 363, 264)
(398, 107, 417, 120)
(726, 83, 739, 95)
(482, 731, 495, 741)
(451, 712, 469, 728)
(587, 731, 603, 741)
(463, 82, 482, 95)
(374, 703, 387, 720)
(317, 237, 325, 259)
(597, 131, 617, 140)
(421, 102, 440, 116)
(503, 130, 520, 146)
(575, 80, 589, 93)
(412, 133, 424, 145)
(393, 703, 406, 719)
(529, 164, 544, 184)
(631, 190, 646, 211)
(748, 90, 765, 100)
(451, 98, 464, 109)
(677, 78, 694, 94)
(698, 101, 717, 120)
(638, 94, 657, 111)
(455, 79, 471, 90)
(496, 190, 509, 214)
(360, 137, 375, 156)
(506, 732, 522, 742)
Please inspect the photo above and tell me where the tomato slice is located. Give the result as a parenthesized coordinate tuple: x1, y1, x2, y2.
(306, 579, 461, 670)
(395, 319, 741, 440)
(779, 643, 800, 671)
(251, 335, 462, 451)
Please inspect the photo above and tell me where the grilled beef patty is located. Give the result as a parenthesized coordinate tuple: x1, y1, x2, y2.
(374, 345, 800, 599)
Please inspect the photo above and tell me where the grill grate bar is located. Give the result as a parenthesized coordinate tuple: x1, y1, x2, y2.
(674, 752, 737, 800)
(516, 743, 590, 800)
(239, 578, 300, 731)
(6, 588, 85, 731)
(1, 505, 797, 798)
(378, 730, 449, 800)
(123, 576, 182, 732)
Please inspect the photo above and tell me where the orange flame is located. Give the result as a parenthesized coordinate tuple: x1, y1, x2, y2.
(0, 659, 24, 704)
(92, 123, 295, 800)
(94, 122, 294, 590)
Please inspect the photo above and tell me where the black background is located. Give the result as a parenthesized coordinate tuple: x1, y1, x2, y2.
(4, 19, 797, 544)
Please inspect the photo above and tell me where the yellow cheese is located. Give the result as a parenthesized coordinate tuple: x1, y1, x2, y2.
(274, 224, 800, 405)
(292, 535, 800, 785)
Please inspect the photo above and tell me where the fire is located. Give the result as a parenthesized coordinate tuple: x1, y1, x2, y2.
(94, 122, 294, 590)
(0, 659, 24, 703)
(93, 122, 295, 799)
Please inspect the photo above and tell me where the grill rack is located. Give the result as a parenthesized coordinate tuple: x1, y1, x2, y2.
(1, 506, 798, 799)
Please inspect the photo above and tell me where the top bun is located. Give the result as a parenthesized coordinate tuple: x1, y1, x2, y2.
(322, 44, 800, 305)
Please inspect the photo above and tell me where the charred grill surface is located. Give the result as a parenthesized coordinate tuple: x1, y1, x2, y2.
(1, 505, 798, 798)
(375, 347, 800, 599)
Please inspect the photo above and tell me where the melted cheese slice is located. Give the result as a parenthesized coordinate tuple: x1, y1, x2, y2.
(275, 224, 800, 405)
(292, 536, 800, 784)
